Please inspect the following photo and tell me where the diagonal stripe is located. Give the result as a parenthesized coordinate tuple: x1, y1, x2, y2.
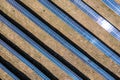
(5, 0, 117, 80)
(37, 0, 120, 66)
(0, 14, 82, 80)
(71, 0, 120, 41)
(102, 0, 120, 15)
(0, 39, 50, 80)
(0, 63, 20, 80)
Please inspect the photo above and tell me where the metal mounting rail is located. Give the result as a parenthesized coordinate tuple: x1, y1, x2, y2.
(0, 15, 82, 80)
(0, 63, 20, 80)
(70, 0, 120, 41)
(0, 39, 50, 80)
(37, 0, 120, 66)
(102, 0, 120, 16)
(6, 0, 116, 80)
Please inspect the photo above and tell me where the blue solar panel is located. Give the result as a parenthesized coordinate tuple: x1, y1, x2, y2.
(5, 0, 116, 80)
(0, 39, 50, 80)
(70, 0, 120, 41)
(0, 63, 20, 80)
(102, 0, 120, 16)
(0, 14, 82, 80)
(37, 0, 120, 66)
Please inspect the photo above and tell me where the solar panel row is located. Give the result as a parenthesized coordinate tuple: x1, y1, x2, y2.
(0, 0, 120, 80)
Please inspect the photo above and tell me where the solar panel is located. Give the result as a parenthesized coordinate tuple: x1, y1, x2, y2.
(70, 0, 120, 41)
(0, 39, 50, 80)
(37, 0, 120, 66)
(0, 63, 20, 80)
(102, 0, 120, 16)
(4, 0, 118, 80)
(1, 0, 120, 79)
(0, 14, 82, 80)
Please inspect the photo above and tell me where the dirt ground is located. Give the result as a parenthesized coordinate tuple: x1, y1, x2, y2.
(0, 0, 120, 80)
